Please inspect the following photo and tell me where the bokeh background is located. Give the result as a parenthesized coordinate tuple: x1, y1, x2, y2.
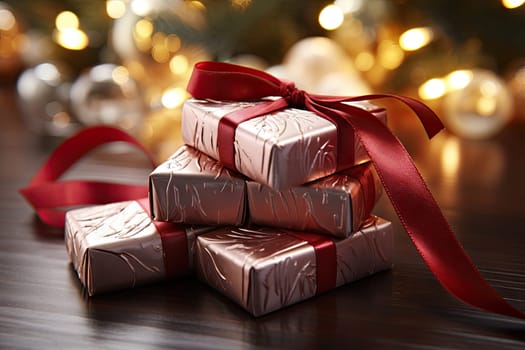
(2, 0, 525, 160)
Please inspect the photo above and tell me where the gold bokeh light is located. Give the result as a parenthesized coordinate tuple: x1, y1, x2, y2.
(399, 27, 434, 51)
(319, 4, 345, 31)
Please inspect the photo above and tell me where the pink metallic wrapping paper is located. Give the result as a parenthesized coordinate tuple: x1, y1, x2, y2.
(149, 145, 246, 225)
(182, 98, 387, 190)
(194, 216, 393, 316)
(247, 162, 382, 237)
(65, 200, 210, 296)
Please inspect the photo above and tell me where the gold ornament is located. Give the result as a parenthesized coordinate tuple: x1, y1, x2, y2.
(283, 36, 368, 93)
(16, 62, 78, 137)
(70, 64, 145, 134)
(443, 69, 513, 139)
(283, 36, 370, 95)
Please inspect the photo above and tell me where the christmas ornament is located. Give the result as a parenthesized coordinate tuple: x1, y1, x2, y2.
(283, 36, 358, 91)
(0, 2, 23, 81)
(314, 71, 371, 96)
(69, 64, 145, 134)
(16, 62, 77, 137)
(442, 69, 513, 139)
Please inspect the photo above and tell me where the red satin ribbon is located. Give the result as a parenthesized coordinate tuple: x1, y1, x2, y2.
(19, 126, 156, 228)
(285, 230, 337, 295)
(187, 61, 524, 319)
(136, 198, 190, 278)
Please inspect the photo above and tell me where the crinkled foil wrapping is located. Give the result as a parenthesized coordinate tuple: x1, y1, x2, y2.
(149, 145, 246, 225)
(194, 216, 393, 316)
(247, 162, 382, 237)
(182, 98, 386, 190)
(65, 200, 205, 296)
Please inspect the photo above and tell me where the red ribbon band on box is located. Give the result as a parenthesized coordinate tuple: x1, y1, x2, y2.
(284, 230, 337, 294)
(187, 61, 524, 319)
(136, 198, 190, 279)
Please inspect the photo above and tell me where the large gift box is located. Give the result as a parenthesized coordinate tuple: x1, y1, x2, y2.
(149, 145, 247, 226)
(194, 216, 393, 316)
(65, 199, 212, 296)
(182, 98, 386, 190)
(247, 161, 381, 237)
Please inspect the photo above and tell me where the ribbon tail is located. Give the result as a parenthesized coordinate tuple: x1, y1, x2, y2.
(19, 126, 156, 229)
(340, 105, 524, 319)
(27, 125, 156, 185)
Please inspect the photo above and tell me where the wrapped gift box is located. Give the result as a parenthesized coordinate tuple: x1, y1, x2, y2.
(65, 199, 212, 296)
(182, 98, 386, 190)
(247, 161, 381, 237)
(149, 145, 247, 226)
(150, 146, 381, 236)
(194, 216, 393, 316)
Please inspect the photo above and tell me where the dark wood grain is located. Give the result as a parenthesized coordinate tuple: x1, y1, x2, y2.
(1, 86, 524, 349)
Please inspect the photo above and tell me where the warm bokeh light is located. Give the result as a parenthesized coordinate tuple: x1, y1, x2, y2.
(418, 78, 446, 100)
(54, 28, 89, 50)
(55, 11, 79, 31)
(354, 51, 375, 71)
(377, 40, 404, 69)
(441, 136, 460, 179)
(169, 55, 189, 75)
(166, 34, 182, 52)
(445, 70, 473, 91)
(0, 8, 16, 31)
(152, 44, 170, 63)
(476, 80, 499, 116)
(502, 0, 525, 9)
(399, 27, 434, 51)
(476, 96, 498, 116)
(334, 0, 363, 14)
(134, 18, 154, 38)
(106, 0, 127, 19)
(131, 0, 152, 16)
(162, 87, 187, 109)
(319, 4, 345, 31)
(133, 18, 153, 51)
(111, 66, 130, 85)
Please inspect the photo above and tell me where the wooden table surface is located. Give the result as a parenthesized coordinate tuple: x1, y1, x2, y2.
(1, 87, 525, 349)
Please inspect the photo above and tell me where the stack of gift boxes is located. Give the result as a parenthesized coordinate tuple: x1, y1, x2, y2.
(65, 98, 394, 317)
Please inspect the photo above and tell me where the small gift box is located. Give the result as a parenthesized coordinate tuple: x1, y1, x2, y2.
(149, 145, 247, 226)
(182, 98, 386, 190)
(194, 216, 393, 316)
(65, 199, 212, 296)
(247, 162, 381, 238)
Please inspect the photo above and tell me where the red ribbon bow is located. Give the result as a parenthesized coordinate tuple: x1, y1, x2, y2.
(187, 61, 524, 320)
